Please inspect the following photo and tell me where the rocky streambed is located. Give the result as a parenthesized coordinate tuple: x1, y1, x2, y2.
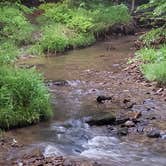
(1, 34, 166, 166)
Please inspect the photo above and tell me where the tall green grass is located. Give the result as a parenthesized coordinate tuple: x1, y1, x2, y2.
(141, 62, 166, 84)
(136, 31, 166, 84)
(0, 66, 52, 129)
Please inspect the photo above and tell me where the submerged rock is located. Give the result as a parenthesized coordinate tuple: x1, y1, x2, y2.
(117, 127, 128, 136)
(86, 112, 116, 126)
(147, 129, 161, 138)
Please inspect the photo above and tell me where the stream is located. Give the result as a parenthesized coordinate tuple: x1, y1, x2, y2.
(7, 35, 166, 166)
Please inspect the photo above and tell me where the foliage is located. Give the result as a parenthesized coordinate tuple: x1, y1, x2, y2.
(141, 61, 166, 84)
(30, 23, 95, 53)
(0, 66, 52, 129)
(0, 41, 19, 64)
(136, 45, 166, 63)
(139, 27, 166, 46)
(33, 2, 130, 54)
(0, 4, 34, 45)
(138, 0, 166, 19)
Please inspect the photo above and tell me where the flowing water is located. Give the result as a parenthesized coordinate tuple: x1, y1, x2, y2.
(8, 36, 166, 166)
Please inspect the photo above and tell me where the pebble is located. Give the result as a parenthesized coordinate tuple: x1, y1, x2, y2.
(124, 120, 135, 127)
(147, 129, 161, 138)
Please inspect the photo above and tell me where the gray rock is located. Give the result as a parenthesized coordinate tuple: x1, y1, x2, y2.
(147, 129, 161, 138)
(86, 112, 116, 126)
(117, 127, 128, 136)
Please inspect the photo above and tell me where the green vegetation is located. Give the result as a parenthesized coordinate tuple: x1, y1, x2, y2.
(136, 45, 166, 63)
(0, 3, 52, 130)
(139, 27, 166, 47)
(141, 62, 166, 84)
(30, 1, 131, 54)
(135, 0, 166, 84)
(0, 66, 52, 129)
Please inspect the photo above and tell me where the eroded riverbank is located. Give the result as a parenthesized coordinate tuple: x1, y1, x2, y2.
(1, 35, 166, 166)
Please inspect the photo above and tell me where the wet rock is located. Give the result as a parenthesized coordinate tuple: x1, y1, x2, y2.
(86, 112, 116, 126)
(117, 127, 128, 136)
(147, 129, 161, 138)
(124, 120, 135, 127)
(96, 96, 112, 104)
(46, 80, 68, 86)
(115, 117, 129, 125)
(53, 80, 68, 86)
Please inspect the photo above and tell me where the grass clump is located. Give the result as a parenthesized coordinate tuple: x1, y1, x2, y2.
(141, 62, 166, 84)
(136, 45, 166, 63)
(0, 41, 19, 64)
(0, 66, 52, 129)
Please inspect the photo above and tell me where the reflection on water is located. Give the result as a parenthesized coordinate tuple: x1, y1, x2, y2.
(8, 36, 166, 165)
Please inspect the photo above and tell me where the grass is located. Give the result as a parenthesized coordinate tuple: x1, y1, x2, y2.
(0, 3, 53, 130)
(30, 2, 131, 54)
(136, 45, 166, 63)
(0, 41, 19, 64)
(0, 4, 34, 45)
(141, 61, 166, 84)
(136, 28, 166, 84)
(0, 66, 52, 129)
(139, 27, 166, 47)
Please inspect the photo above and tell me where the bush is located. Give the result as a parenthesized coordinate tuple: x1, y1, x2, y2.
(0, 66, 52, 129)
(141, 61, 166, 84)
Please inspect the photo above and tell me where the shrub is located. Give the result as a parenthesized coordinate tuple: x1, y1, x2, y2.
(0, 66, 52, 129)
(141, 61, 166, 84)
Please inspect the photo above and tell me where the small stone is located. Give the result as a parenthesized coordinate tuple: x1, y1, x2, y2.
(18, 162, 23, 166)
(147, 130, 161, 138)
(117, 127, 128, 136)
(156, 88, 164, 94)
(124, 120, 135, 127)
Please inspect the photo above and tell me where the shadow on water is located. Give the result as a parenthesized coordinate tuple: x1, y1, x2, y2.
(8, 36, 166, 166)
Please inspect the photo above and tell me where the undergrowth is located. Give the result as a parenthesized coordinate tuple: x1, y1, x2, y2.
(30, 2, 131, 54)
(0, 3, 53, 130)
(0, 66, 52, 129)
